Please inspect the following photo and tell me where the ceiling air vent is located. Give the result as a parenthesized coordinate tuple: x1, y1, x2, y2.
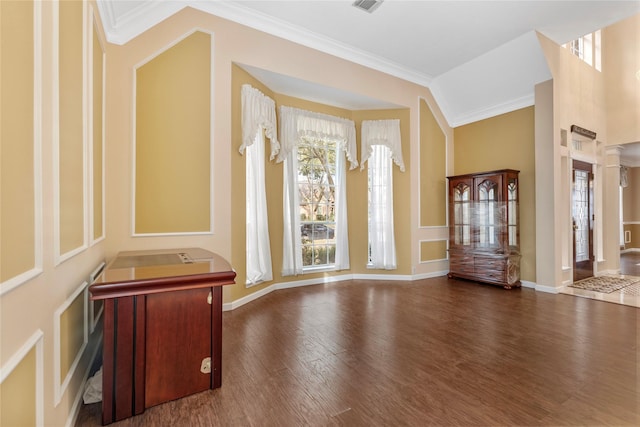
(352, 0, 384, 14)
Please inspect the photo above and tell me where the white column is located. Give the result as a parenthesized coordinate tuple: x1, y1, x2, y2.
(602, 146, 622, 273)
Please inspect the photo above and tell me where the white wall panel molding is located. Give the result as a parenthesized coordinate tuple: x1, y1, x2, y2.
(0, 330, 44, 426)
(88, 261, 105, 333)
(53, 281, 89, 406)
(54, 0, 89, 266)
(89, 3, 106, 246)
(418, 238, 449, 264)
(131, 29, 215, 236)
(0, 0, 43, 296)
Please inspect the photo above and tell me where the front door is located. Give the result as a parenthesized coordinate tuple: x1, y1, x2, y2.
(572, 160, 594, 281)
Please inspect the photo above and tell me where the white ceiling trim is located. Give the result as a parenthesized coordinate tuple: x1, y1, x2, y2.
(189, 1, 435, 87)
(97, 0, 187, 45)
(96, 0, 432, 87)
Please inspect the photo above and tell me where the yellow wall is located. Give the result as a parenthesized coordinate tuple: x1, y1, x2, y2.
(1, 347, 37, 427)
(420, 98, 447, 227)
(59, 0, 86, 254)
(453, 107, 536, 282)
(420, 240, 448, 262)
(1, 0, 36, 282)
(135, 31, 211, 234)
(59, 292, 85, 379)
(93, 25, 104, 240)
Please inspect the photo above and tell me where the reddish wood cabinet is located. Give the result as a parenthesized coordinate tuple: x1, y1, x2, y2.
(447, 170, 521, 289)
(89, 248, 235, 424)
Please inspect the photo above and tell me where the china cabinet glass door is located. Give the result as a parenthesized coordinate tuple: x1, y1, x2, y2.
(477, 179, 500, 249)
(452, 182, 471, 246)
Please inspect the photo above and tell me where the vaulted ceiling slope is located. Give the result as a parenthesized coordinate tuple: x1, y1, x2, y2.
(97, 0, 640, 127)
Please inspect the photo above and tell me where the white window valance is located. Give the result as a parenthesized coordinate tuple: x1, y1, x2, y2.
(239, 84, 279, 160)
(360, 119, 405, 172)
(278, 106, 358, 169)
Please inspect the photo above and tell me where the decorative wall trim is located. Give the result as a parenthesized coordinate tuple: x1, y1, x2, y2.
(65, 334, 102, 427)
(53, 281, 89, 406)
(447, 93, 535, 128)
(131, 28, 215, 236)
(97, 0, 432, 89)
(53, 0, 90, 266)
(0, 0, 43, 296)
(89, 3, 106, 246)
(0, 329, 44, 426)
(88, 261, 106, 333)
(418, 238, 449, 264)
(417, 96, 449, 230)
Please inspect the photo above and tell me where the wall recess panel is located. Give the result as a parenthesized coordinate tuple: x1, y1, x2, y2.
(135, 31, 211, 234)
(419, 99, 446, 227)
(59, 0, 85, 254)
(0, 0, 36, 282)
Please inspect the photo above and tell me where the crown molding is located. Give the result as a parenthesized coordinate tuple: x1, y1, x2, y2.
(447, 93, 535, 128)
(96, 0, 432, 87)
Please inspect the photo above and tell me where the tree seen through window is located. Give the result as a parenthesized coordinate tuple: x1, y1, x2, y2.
(297, 136, 337, 267)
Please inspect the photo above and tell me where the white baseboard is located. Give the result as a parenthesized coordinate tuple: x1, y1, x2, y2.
(621, 248, 640, 254)
(521, 280, 536, 289)
(535, 284, 561, 294)
(411, 270, 449, 281)
(223, 271, 452, 311)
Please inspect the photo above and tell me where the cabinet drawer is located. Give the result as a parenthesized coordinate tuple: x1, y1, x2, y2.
(474, 256, 506, 272)
(474, 256, 506, 282)
(476, 269, 506, 283)
(449, 254, 474, 274)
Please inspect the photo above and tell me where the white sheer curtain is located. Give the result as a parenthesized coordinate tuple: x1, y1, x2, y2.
(279, 106, 356, 276)
(361, 119, 405, 172)
(239, 84, 279, 158)
(361, 119, 404, 270)
(240, 85, 277, 286)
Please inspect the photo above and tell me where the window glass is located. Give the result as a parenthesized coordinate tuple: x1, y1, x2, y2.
(297, 136, 337, 268)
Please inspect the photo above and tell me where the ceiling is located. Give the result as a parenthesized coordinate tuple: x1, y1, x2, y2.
(97, 0, 640, 161)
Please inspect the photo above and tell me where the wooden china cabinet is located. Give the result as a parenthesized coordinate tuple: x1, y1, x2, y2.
(447, 169, 521, 289)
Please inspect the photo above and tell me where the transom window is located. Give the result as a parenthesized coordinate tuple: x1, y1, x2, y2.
(563, 29, 601, 71)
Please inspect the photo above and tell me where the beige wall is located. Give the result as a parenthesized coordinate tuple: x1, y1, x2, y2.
(534, 14, 640, 283)
(453, 107, 536, 283)
(604, 13, 640, 146)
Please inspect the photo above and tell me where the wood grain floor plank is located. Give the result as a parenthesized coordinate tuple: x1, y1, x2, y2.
(76, 276, 639, 426)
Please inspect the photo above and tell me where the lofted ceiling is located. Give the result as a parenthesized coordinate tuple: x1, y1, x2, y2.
(97, 0, 639, 131)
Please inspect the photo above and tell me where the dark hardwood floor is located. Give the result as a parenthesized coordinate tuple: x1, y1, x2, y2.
(76, 276, 639, 426)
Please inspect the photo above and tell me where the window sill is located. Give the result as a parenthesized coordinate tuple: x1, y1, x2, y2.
(302, 265, 336, 274)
